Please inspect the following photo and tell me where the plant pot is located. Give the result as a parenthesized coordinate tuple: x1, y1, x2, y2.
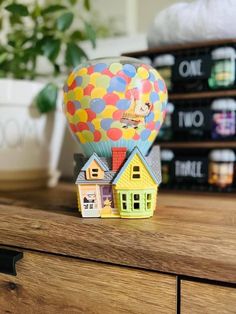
(0, 79, 65, 191)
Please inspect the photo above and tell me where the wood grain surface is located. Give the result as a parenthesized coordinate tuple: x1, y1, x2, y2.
(181, 280, 236, 314)
(1, 183, 236, 283)
(0, 250, 176, 314)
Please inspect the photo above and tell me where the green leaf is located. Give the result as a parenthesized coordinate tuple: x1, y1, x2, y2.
(56, 12, 74, 32)
(0, 52, 8, 64)
(41, 39, 61, 62)
(69, 0, 77, 5)
(71, 30, 85, 41)
(42, 5, 67, 15)
(83, 0, 90, 11)
(65, 42, 87, 67)
(5, 3, 29, 16)
(85, 22, 96, 48)
(36, 83, 58, 114)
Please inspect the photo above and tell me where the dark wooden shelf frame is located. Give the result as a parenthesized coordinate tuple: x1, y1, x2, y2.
(159, 141, 236, 149)
(169, 90, 236, 101)
(123, 38, 236, 57)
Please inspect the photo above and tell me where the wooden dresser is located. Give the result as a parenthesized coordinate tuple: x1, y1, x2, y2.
(0, 183, 236, 313)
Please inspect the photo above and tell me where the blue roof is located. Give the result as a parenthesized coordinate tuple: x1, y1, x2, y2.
(112, 147, 159, 185)
(81, 152, 109, 172)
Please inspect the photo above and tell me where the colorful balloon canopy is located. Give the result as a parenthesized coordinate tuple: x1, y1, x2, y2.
(63, 57, 168, 157)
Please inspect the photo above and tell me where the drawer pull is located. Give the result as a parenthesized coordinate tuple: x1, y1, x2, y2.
(0, 248, 23, 276)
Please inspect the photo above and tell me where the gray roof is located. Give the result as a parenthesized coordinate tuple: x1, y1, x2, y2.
(76, 170, 117, 184)
(145, 145, 162, 185)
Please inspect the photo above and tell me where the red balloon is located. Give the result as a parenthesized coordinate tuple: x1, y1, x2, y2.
(77, 122, 89, 132)
(107, 128, 122, 141)
(103, 93, 119, 106)
(94, 130, 102, 142)
(86, 109, 96, 121)
(67, 101, 76, 115)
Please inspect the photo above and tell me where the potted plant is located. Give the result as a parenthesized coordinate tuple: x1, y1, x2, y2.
(0, 0, 96, 190)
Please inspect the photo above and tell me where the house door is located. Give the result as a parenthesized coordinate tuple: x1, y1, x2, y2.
(100, 185, 114, 207)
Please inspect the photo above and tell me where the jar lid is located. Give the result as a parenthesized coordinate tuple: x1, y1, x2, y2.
(139, 56, 152, 65)
(166, 102, 174, 113)
(211, 47, 236, 60)
(209, 149, 236, 162)
(161, 149, 174, 161)
(153, 54, 175, 67)
(211, 98, 236, 111)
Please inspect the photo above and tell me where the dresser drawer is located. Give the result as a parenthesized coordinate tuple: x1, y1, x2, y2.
(181, 280, 236, 314)
(0, 249, 176, 313)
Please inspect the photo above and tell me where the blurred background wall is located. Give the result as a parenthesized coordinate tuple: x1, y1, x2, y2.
(92, 0, 192, 36)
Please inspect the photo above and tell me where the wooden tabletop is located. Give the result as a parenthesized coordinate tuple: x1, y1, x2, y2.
(0, 183, 236, 284)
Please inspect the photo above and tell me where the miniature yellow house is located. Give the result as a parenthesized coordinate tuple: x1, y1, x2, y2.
(75, 146, 161, 218)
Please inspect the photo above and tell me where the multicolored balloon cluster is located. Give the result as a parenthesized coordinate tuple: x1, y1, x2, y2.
(63, 58, 168, 157)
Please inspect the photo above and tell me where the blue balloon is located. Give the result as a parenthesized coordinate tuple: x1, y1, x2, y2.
(149, 72, 155, 82)
(87, 122, 95, 132)
(76, 76, 83, 86)
(150, 91, 159, 103)
(74, 100, 81, 109)
(90, 98, 105, 113)
(141, 129, 151, 140)
(123, 64, 136, 77)
(109, 77, 126, 92)
(94, 63, 107, 72)
(101, 118, 113, 131)
(116, 99, 131, 110)
(145, 111, 154, 123)
(158, 79, 165, 91)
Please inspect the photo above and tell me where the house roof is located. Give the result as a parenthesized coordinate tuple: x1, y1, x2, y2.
(81, 152, 109, 172)
(145, 146, 162, 185)
(76, 170, 117, 184)
(112, 147, 160, 185)
(75, 145, 161, 185)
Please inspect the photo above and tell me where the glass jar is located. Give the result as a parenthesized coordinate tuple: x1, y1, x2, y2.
(208, 149, 235, 188)
(158, 102, 174, 141)
(138, 56, 152, 65)
(211, 98, 236, 139)
(209, 47, 236, 89)
(153, 54, 175, 91)
(161, 149, 174, 185)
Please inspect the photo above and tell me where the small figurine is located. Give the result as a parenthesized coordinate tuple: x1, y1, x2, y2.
(63, 57, 167, 218)
(75, 146, 161, 218)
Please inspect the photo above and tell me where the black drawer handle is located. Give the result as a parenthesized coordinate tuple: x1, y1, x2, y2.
(0, 248, 23, 276)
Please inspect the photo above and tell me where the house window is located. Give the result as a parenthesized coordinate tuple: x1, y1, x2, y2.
(131, 165, 141, 179)
(133, 193, 140, 210)
(90, 168, 99, 178)
(121, 193, 128, 210)
(146, 193, 152, 210)
(83, 191, 97, 210)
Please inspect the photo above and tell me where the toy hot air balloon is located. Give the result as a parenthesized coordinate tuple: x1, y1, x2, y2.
(63, 57, 168, 157)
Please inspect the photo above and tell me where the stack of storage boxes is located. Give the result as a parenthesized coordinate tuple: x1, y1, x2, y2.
(124, 40, 236, 192)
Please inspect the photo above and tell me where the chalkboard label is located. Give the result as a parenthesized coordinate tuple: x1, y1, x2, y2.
(173, 55, 211, 81)
(174, 158, 208, 183)
(173, 107, 211, 131)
